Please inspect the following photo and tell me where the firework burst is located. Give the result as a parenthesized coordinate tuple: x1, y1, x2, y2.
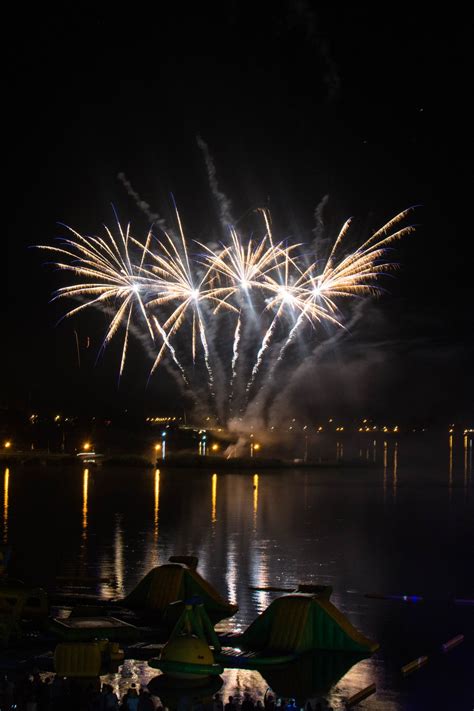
(38, 200, 415, 423)
(39, 219, 157, 378)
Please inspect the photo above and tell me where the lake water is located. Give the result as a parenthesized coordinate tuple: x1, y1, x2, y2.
(2, 434, 473, 710)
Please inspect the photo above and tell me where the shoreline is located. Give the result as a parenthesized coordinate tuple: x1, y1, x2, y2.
(0, 451, 376, 470)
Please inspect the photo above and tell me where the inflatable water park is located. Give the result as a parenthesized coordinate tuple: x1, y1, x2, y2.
(0, 545, 381, 705)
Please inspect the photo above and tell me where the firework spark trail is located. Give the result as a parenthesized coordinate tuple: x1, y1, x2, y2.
(151, 316, 189, 386)
(199, 227, 301, 399)
(192, 311, 196, 363)
(246, 307, 283, 394)
(128, 205, 225, 389)
(38, 222, 157, 374)
(228, 312, 242, 411)
(244, 210, 415, 393)
(277, 305, 313, 363)
(136, 225, 234, 412)
(243, 248, 330, 389)
(74, 330, 81, 368)
(149, 320, 180, 373)
(309, 213, 416, 307)
(230, 313, 241, 387)
(197, 308, 215, 395)
(119, 304, 133, 380)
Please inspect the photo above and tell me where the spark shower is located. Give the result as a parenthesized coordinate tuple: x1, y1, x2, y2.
(38, 191, 414, 428)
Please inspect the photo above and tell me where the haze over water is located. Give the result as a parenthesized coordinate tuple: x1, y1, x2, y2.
(3, 433, 473, 710)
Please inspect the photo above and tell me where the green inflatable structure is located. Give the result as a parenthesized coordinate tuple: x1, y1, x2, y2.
(228, 593, 379, 655)
(123, 561, 237, 625)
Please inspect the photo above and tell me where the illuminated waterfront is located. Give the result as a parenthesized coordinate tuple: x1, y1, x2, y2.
(2, 433, 473, 709)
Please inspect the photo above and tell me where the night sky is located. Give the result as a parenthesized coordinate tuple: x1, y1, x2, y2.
(4, 5, 473, 422)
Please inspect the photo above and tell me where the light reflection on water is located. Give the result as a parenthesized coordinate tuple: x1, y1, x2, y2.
(449, 434, 454, 496)
(82, 467, 89, 537)
(114, 513, 125, 597)
(3, 434, 474, 709)
(211, 472, 217, 524)
(226, 534, 239, 611)
(392, 442, 398, 499)
(3, 467, 9, 543)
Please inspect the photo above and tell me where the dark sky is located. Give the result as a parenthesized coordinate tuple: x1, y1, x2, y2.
(4, 5, 473, 422)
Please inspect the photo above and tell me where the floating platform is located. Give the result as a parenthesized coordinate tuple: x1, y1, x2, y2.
(49, 557, 237, 630)
(217, 646, 297, 668)
(48, 616, 141, 643)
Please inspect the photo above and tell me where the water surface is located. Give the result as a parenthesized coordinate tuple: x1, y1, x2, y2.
(3, 435, 473, 710)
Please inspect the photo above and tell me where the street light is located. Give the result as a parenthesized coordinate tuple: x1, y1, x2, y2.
(83, 442, 91, 451)
(155, 443, 162, 452)
(4, 441, 11, 449)
(250, 442, 261, 458)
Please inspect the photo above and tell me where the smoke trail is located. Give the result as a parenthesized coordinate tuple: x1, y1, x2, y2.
(117, 173, 169, 231)
(313, 195, 328, 237)
(311, 194, 333, 267)
(267, 299, 369, 424)
(243, 300, 363, 427)
(196, 136, 234, 228)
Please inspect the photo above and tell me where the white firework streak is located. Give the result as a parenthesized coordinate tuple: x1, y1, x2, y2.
(197, 308, 215, 394)
(276, 306, 310, 363)
(119, 303, 134, 379)
(192, 311, 196, 364)
(229, 312, 242, 401)
(246, 306, 283, 393)
(151, 316, 189, 386)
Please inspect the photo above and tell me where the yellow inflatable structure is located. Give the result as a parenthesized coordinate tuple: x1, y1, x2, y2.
(124, 560, 237, 624)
